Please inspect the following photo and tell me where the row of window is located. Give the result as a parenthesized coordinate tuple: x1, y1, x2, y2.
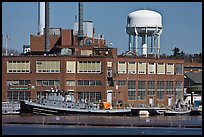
(7, 80, 102, 87)
(127, 90, 183, 101)
(77, 61, 101, 73)
(7, 91, 30, 102)
(7, 91, 102, 103)
(77, 80, 102, 86)
(127, 81, 183, 101)
(116, 62, 182, 75)
(118, 80, 182, 89)
(77, 92, 102, 103)
(36, 61, 60, 73)
(7, 80, 31, 86)
(7, 90, 182, 104)
(7, 80, 182, 89)
(7, 61, 30, 73)
(7, 89, 182, 103)
(36, 80, 60, 86)
(7, 60, 183, 75)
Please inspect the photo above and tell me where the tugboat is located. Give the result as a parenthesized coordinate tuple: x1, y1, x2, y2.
(20, 90, 132, 116)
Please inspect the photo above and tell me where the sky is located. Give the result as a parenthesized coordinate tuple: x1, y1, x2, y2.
(2, 2, 202, 55)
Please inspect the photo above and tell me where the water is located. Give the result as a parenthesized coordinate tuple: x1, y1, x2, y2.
(2, 124, 202, 135)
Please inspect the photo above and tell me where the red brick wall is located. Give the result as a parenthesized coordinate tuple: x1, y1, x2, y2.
(61, 29, 73, 46)
(30, 35, 60, 52)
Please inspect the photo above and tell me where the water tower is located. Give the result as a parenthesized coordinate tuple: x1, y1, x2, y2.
(126, 9, 162, 58)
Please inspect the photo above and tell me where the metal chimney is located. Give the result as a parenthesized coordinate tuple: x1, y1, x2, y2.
(45, 2, 49, 54)
(38, 2, 45, 35)
(78, 2, 84, 46)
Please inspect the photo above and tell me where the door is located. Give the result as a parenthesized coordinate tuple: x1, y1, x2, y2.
(149, 97, 154, 107)
(107, 90, 112, 105)
(168, 97, 172, 107)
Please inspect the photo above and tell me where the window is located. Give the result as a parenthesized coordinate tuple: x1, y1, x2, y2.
(81, 50, 93, 56)
(107, 69, 112, 77)
(36, 80, 60, 86)
(77, 61, 101, 73)
(128, 80, 136, 100)
(166, 63, 174, 75)
(157, 63, 165, 74)
(77, 92, 101, 103)
(7, 61, 30, 73)
(77, 80, 102, 86)
(176, 81, 183, 99)
(166, 81, 174, 96)
(128, 62, 136, 74)
(138, 62, 146, 74)
(148, 81, 155, 96)
(37, 92, 46, 99)
(107, 62, 112, 68)
(138, 81, 146, 100)
(7, 91, 30, 102)
(36, 61, 60, 73)
(157, 81, 164, 100)
(66, 80, 75, 86)
(66, 61, 76, 73)
(148, 63, 155, 74)
(118, 80, 126, 87)
(7, 80, 31, 86)
(118, 62, 126, 74)
(175, 64, 183, 74)
(77, 80, 83, 86)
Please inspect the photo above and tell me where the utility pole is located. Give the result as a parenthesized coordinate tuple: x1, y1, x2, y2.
(78, 2, 84, 46)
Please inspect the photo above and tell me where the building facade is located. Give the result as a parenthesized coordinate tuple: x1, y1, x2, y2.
(2, 28, 184, 108)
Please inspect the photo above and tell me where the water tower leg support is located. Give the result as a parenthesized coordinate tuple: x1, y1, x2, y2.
(135, 34, 138, 55)
(133, 35, 135, 52)
(142, 36, 145, 55)
(129, 35, 131, 51)
(145, 34, 147, 58)
(151, 36, 153, 54)
(157, 34, 160, 58)
(134, 28, 138, 55)
(154, 35, 157, 58)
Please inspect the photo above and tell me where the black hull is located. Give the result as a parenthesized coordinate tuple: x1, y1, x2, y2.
(131, 108, 167, 116)
(20, 101, 132, 116)
(190, 110, 202, 116)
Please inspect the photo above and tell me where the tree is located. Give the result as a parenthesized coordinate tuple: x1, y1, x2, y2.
(172, 47, 180, 57)
(180, 51, 185, 58)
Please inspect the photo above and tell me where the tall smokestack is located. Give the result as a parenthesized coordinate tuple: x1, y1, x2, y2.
(38, 2, 45, 35)
(45, 2, 49, 54)
(78, 2, 84, 46)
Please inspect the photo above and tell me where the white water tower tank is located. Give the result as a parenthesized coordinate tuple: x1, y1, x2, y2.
(126, 9, 163, 58)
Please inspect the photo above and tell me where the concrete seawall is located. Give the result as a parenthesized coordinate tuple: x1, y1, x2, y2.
(2, 115, 202, 128)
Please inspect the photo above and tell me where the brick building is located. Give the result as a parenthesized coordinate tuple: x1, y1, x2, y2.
(2, 27, 184, 108)
(2, 2, 184, 108)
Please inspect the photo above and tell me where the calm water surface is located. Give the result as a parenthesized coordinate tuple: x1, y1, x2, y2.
(2, 124, 202, 135)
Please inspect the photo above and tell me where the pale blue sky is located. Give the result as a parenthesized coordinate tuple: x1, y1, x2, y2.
(2, 2, 202, 55)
